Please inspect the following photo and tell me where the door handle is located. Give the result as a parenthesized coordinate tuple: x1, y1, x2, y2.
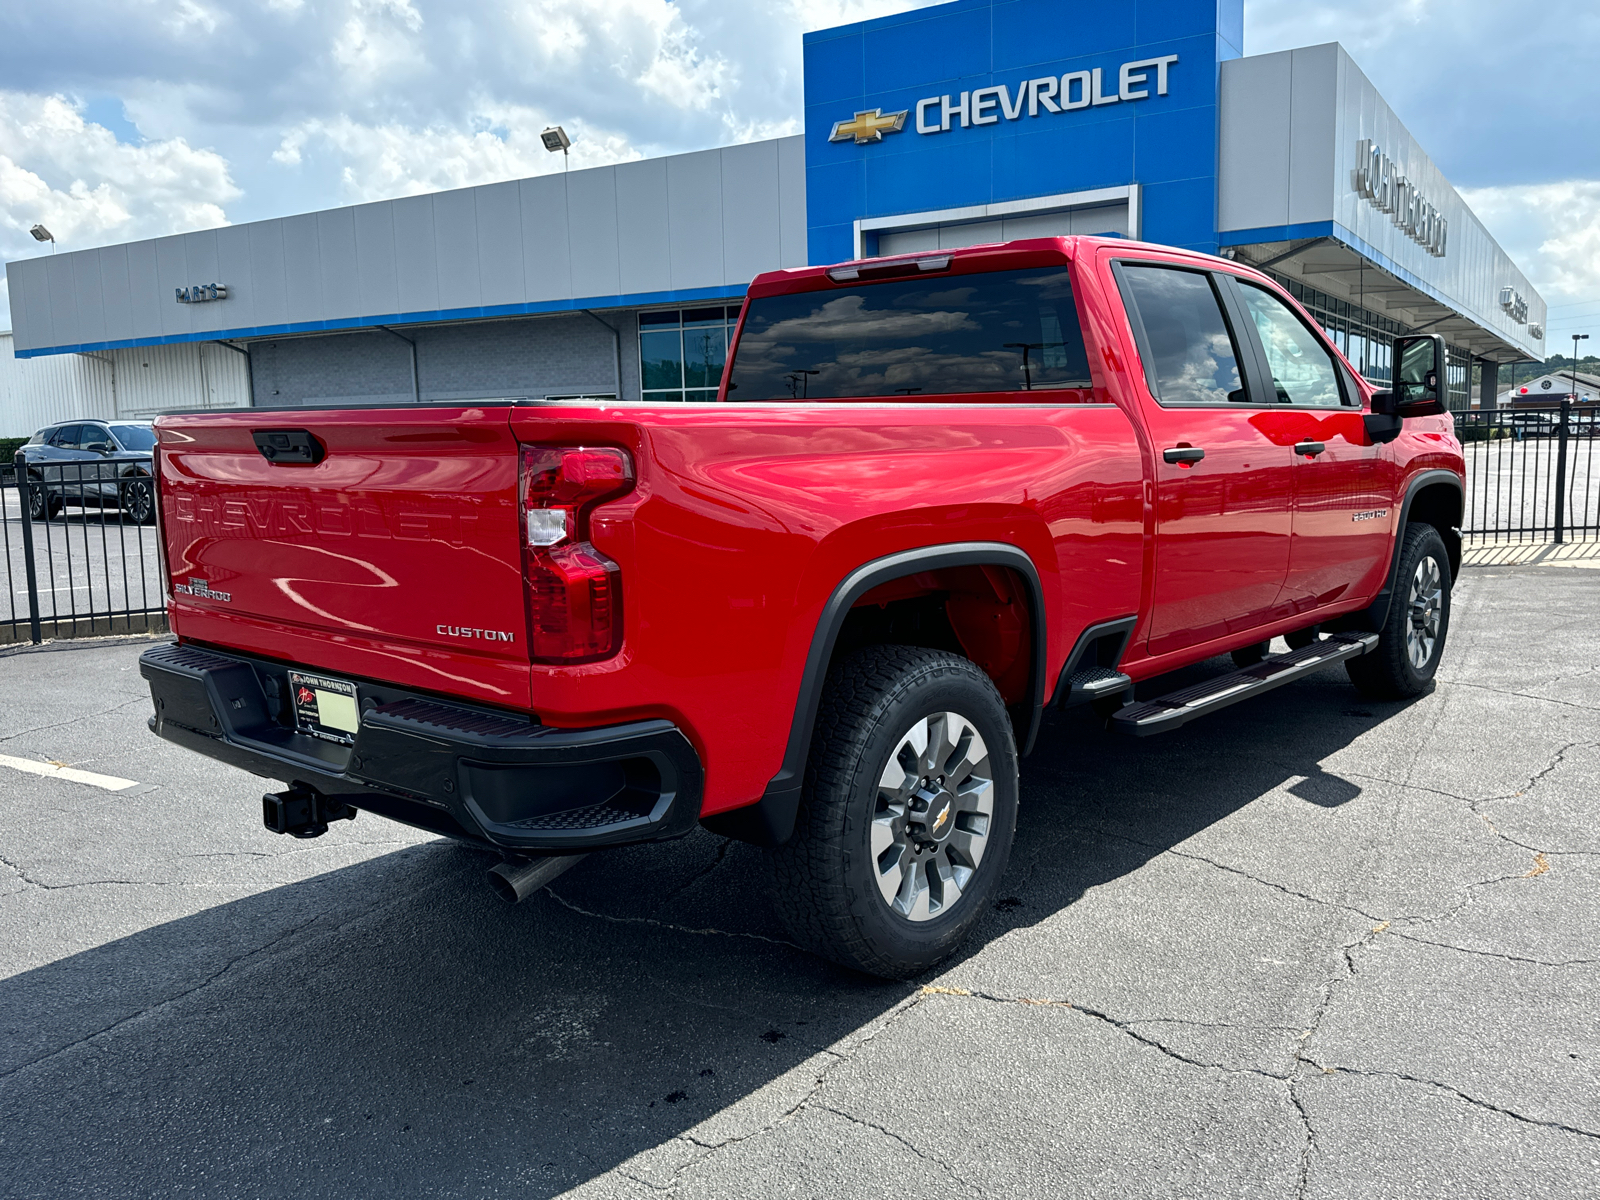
(1294, 441, 1327, 457)
(1162, 446, 1206, 464)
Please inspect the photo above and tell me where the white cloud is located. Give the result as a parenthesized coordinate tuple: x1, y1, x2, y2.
(274, 108, 644, 203)
(0, 91, 239, 323)
(785, 0, 926, 31)
(1460, 180, 1600, 338)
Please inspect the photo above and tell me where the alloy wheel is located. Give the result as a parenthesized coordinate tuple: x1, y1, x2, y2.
(1406, 554, 1443, 669)
(125, 479, 154, 524)
(870, 711, 994, 922)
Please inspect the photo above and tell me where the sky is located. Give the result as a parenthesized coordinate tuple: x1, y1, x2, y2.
(2, 0, 1597, 355)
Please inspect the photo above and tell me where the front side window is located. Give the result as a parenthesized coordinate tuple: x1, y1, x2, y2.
(49, 425, 83, 448)
(1119, 265, 1247, 406)
(639, 306, 740, 402)
(724, 267, 1092, 401)
(1238, 284, 1344, 408)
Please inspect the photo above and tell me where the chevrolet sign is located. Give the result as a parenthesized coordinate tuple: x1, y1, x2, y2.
(830, 55, 1180, 148)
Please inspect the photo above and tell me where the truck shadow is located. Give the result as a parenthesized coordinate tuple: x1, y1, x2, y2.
(0, 657, 1415, 1198)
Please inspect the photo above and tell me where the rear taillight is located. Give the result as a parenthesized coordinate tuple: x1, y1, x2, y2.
(520, 446, 634, 663)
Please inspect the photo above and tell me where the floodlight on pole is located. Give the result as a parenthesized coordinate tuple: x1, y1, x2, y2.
(1572, 333, 1589, 402)
(541, 126, 572, 172)
(30, 224, 56, 253)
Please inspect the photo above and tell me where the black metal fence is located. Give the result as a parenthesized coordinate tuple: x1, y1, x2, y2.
(2, 452, 167, 645)
(1454, 401, 1599, 544)
(0, 407, 1593, 644)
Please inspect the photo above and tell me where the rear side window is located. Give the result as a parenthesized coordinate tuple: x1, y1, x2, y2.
(110, 424, 157, 451)
(725, 267, 1092, 400)
(1118, 265, 1248, 406)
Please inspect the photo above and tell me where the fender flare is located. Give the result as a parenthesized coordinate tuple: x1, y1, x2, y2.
(702, 542, 1047, 847)
(1348, 469, 1463, 632)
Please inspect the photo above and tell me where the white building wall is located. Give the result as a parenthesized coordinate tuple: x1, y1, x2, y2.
(0, 333, 248, 436)
(108, 342, 250, 418)
(0, 332, 115, 438)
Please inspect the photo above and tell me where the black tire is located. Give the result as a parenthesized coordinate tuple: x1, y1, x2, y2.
(1285, 624, 1321, 651)
(27, 480, 61, 522)
(1346, 523, 1451, 700)
(1231, 641, 1269, 667)
(767, 646, 1020, 979)
(121, 476, 156, 525)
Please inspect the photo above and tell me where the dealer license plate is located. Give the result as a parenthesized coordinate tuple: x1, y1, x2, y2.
(289, 672, 361, 744)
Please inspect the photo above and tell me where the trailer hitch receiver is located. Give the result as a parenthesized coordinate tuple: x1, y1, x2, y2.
(263, 786, 357, 839)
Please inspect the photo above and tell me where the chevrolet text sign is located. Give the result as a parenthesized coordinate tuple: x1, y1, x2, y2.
(915, 56, 1178, 134)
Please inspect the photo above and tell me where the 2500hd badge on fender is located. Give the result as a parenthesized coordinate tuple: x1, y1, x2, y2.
(141, 237, 1464, 978)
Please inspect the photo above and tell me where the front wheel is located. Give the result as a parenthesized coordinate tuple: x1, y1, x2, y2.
(121, 476, 156, 525)
(27, 479, 62, 522)
(766, 646, 1020, 979)
(1346, 523, 1451, 699)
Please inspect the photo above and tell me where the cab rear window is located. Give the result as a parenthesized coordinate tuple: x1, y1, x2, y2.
(726, 267, 1091, 400)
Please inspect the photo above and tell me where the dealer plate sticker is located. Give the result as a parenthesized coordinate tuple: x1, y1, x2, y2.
(289, 672, 361, 744)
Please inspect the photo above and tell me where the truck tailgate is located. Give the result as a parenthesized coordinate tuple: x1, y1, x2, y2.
(156, 406, 530, 709)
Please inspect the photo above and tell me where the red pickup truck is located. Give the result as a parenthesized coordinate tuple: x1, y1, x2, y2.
(141, 237, 1463, 978)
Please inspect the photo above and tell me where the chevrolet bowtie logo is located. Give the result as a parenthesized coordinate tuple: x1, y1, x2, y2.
(830, 108, 908, 145)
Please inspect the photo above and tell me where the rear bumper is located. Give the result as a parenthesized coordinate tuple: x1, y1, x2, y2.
(140, 642, 704, 851)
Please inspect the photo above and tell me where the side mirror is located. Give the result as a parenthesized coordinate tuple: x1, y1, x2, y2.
(1390, 333, 1447, 417)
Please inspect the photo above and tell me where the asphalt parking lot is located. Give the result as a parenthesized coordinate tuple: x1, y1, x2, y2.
(1, 563, 1597, 1198)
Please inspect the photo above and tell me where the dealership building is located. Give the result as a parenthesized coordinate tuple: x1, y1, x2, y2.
(4, 0, 1547, 420)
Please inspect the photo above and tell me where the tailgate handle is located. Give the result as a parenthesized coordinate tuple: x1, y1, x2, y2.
(253, 429, 326, 465)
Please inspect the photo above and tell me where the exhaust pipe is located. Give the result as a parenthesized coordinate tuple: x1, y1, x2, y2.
(488, 854, 586, 903)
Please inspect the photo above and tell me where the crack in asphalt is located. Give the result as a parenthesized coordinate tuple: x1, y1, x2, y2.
(1287, 1081, 1317, 1200)
(543, 887, 804, 952)
(0, 914, 324, 1084)
(916, 985, 1292, 1083)
(648, 996, 928, 1195)
(1065, 824, 1395, 923)
(0, 854, 453, 1086)
(1305, 1060, 1600, 1142)
(0, 851, 214, 892)
(0, 697, 151, 745)
(1383, 930, 1600, 969)
(814, 1104, 985, 1194)
(1442, 680, 1600, 713)
(652, 838, 734, 913)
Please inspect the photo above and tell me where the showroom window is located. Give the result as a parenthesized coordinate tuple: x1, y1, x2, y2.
(639, 306, 741, 402)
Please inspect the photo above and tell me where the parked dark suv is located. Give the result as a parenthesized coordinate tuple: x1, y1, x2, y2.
(19, 421, 158, 524)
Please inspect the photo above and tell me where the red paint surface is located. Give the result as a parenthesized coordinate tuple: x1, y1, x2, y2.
(155, 237, 1463, 820)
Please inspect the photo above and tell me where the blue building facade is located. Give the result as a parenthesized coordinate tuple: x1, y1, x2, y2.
(803, 0, 1243, 264)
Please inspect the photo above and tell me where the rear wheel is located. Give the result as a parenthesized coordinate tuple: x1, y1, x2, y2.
(1230, 641, 1269, 668)
(1346, 524, 1451, 699)
(767, 646, 1019, 979)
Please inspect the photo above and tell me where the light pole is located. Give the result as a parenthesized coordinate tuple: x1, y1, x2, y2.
(541, 126, 572, 172)
(1572, 334, 1589, 402)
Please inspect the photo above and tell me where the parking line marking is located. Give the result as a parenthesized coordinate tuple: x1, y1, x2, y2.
(0, 753, 148, 793)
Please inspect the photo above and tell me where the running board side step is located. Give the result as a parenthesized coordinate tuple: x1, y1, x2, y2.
(1111, 632, 1379, 737)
